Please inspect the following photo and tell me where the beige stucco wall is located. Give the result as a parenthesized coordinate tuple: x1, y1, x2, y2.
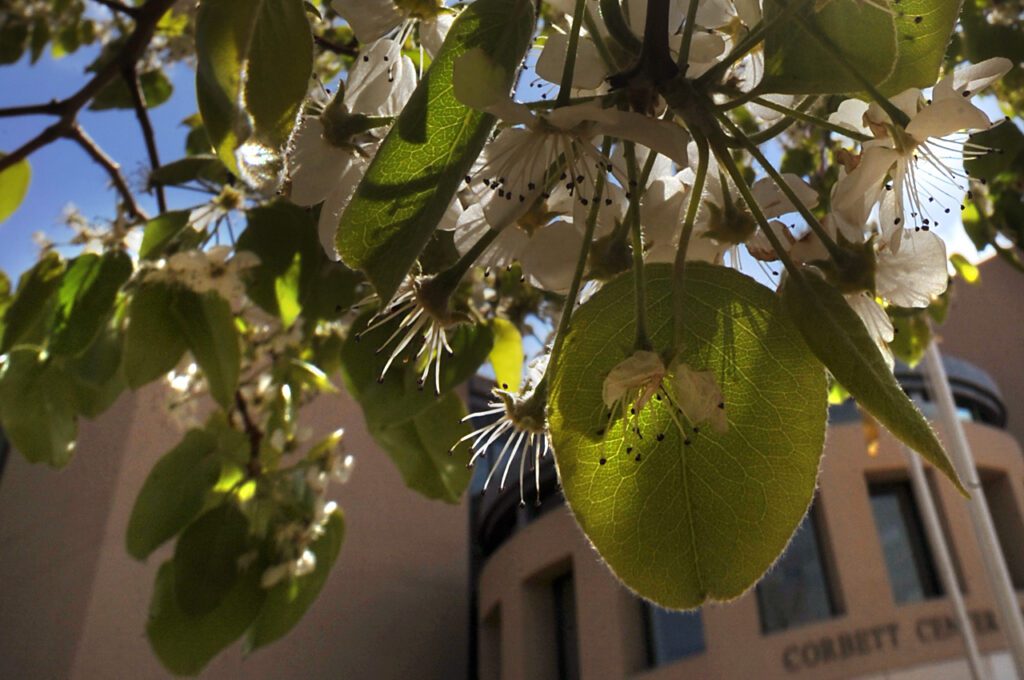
(476, 421, 1024, 680)
(0, 385, 470, 680)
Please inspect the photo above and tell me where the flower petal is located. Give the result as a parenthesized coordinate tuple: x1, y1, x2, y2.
(751, 173, 818, 217)
(346, 39, 417, 116)
(318, 159, 367, 260)
(330, 0, 403, 44)
(876, 229, 948, 308)
(906, 97, 993, 141)
(535, 31, 609, 91)
(934, 57, 1013, 101)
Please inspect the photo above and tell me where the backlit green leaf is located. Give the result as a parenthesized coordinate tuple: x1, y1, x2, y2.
(549, 264, 827, 608)
(488, 318, 523, 391)
(68, 325, 126, 418)
(126, 429, 223, 560)
(123, 281, 188, 388)
(781, 267, 965, 493)
(171, 290, 240, 410)
(195, 0, 312, 181)
(49, 251, 132, 357)
(1, 251, 64, 353)
(0, 349, 78, 467)
(139, 211, 192, 260)
(246, 510, 345, 650)
(762, 0, 962, 95)
(0, 155, 30, 224)
(336, 0, 535, 303)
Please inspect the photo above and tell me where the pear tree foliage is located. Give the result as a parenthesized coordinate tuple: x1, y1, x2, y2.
(0, 0, 1020, 672)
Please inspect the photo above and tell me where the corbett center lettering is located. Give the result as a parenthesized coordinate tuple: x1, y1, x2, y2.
(782, 624, 899, 671)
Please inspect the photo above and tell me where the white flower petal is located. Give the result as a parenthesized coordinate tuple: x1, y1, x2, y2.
(832, 145, 899, 221)
(876, 229, 948, 308)
(934, 57, 1013, 101)
(828, 98, 871, 137)
(420, 13, 454, 56)
(346, 40, 417, 116)
(750, 173, 818, 218)
(535, 32, 609, 91)
(519, 220, 583, 294)
(318, 159, 367, 260)
(906, 97, 993, 141)
(287, 117, 354, 206)
(847, 292, 894, 370)
(330, 0, 403, 44)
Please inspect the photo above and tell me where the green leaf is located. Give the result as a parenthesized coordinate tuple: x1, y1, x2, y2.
(236, 202, 320, 321)
(171, 291, 240, 410)
(336, 0, 535, 303)
(149, 156, 230, 188)
(488, 318, 523, 390)
(126, 429, 223, 560)
(781, 268, 965, 493)
(195, 0, 312, 179)
(889, 308, 932, 368)
(246, 510, 345, 650)
(949, 253, 980, 284)
(49, 251, 132, 357)
(68, 325, 127, 418)
(0, 155, 30, 224)
(1, 251, 64, 353)
(139, 211, 192, 260)
(762, 0, 962, 95)
(371, 391, 474, 503)
(123, 282, 188, 389)
(147, 561, 265, 676)
(90, 69, 173, 110)
(173, 503, 252, 617)
(0, 349, 78, 467)
(548, 263, 828, 608)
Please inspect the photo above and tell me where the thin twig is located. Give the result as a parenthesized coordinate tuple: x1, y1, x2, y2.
(0, 100, 64, 118)
(314, 35, 358, 57)
(235, 390, 264, 476)
(66, 124, 149, 220)
(123, 65, 167, 212)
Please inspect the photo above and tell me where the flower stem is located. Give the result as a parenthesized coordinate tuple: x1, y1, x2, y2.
(748, 96, 872, 142)
(624, 141, 658, 351)
(672, 132, 709, 346)
(600, 0, 643, 54)
(714, 109, 845, 263)
(557, 0, 591, 107)
(427, 226, 501, 296)
(546, 138, 614, 382)
(676, 0, 703, 73)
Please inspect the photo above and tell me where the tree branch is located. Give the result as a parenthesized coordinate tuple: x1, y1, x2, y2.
(123, 65, 167, 212)
(235, 390, 264, 477)
(90, 0, 141, 18)
(0, 0, 176, 176)
(66, 124, 149, 220)
(314, 35, 358, 57)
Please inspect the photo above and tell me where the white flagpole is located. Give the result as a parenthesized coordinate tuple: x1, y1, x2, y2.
(902, 443, 986, 680)
(922, 339, 1024, 678)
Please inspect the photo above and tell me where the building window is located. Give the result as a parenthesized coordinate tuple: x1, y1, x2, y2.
(756, 507, 840, 633)
(643, 604, 705, 666)
(552, 573, 580, 680)
(869, 480, 943, 604)
(981, 471, 1024, 590)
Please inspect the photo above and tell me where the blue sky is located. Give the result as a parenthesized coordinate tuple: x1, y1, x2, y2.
(0, 46, 198, 279)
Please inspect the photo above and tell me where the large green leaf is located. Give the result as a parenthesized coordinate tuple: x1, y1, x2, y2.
(173, 503, 252, 617)
(246, 510, 345, 650)
(147, 561, 265, 676)
(0, 155, 30, 224)
(49, 251, 132, 357)
(762, 0, 962, 95)
(548, 264, 827, 608)
(90, 69, 173, 110)
(335, 0, 535, 303)
(371, 391, 474, 504)
(171, 290, 241, 410)
(123, 282, 189, 388)
(149, 156, 230, 188)
(781, 269, 965, 492)
(195, 0, 312, 180)
(0, 349, 78, 467)
(126, 429, 224, 560)
(1, 251, 64, 353)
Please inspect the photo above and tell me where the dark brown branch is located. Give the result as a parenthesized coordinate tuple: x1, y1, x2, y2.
(314, 34, 358, 57)
(0, 0, 176, 176)
(90, 0, 141, 18)
(123, 65, 167, 212)
(67, 124, 149, 220)
(234, 390, 264, 477)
